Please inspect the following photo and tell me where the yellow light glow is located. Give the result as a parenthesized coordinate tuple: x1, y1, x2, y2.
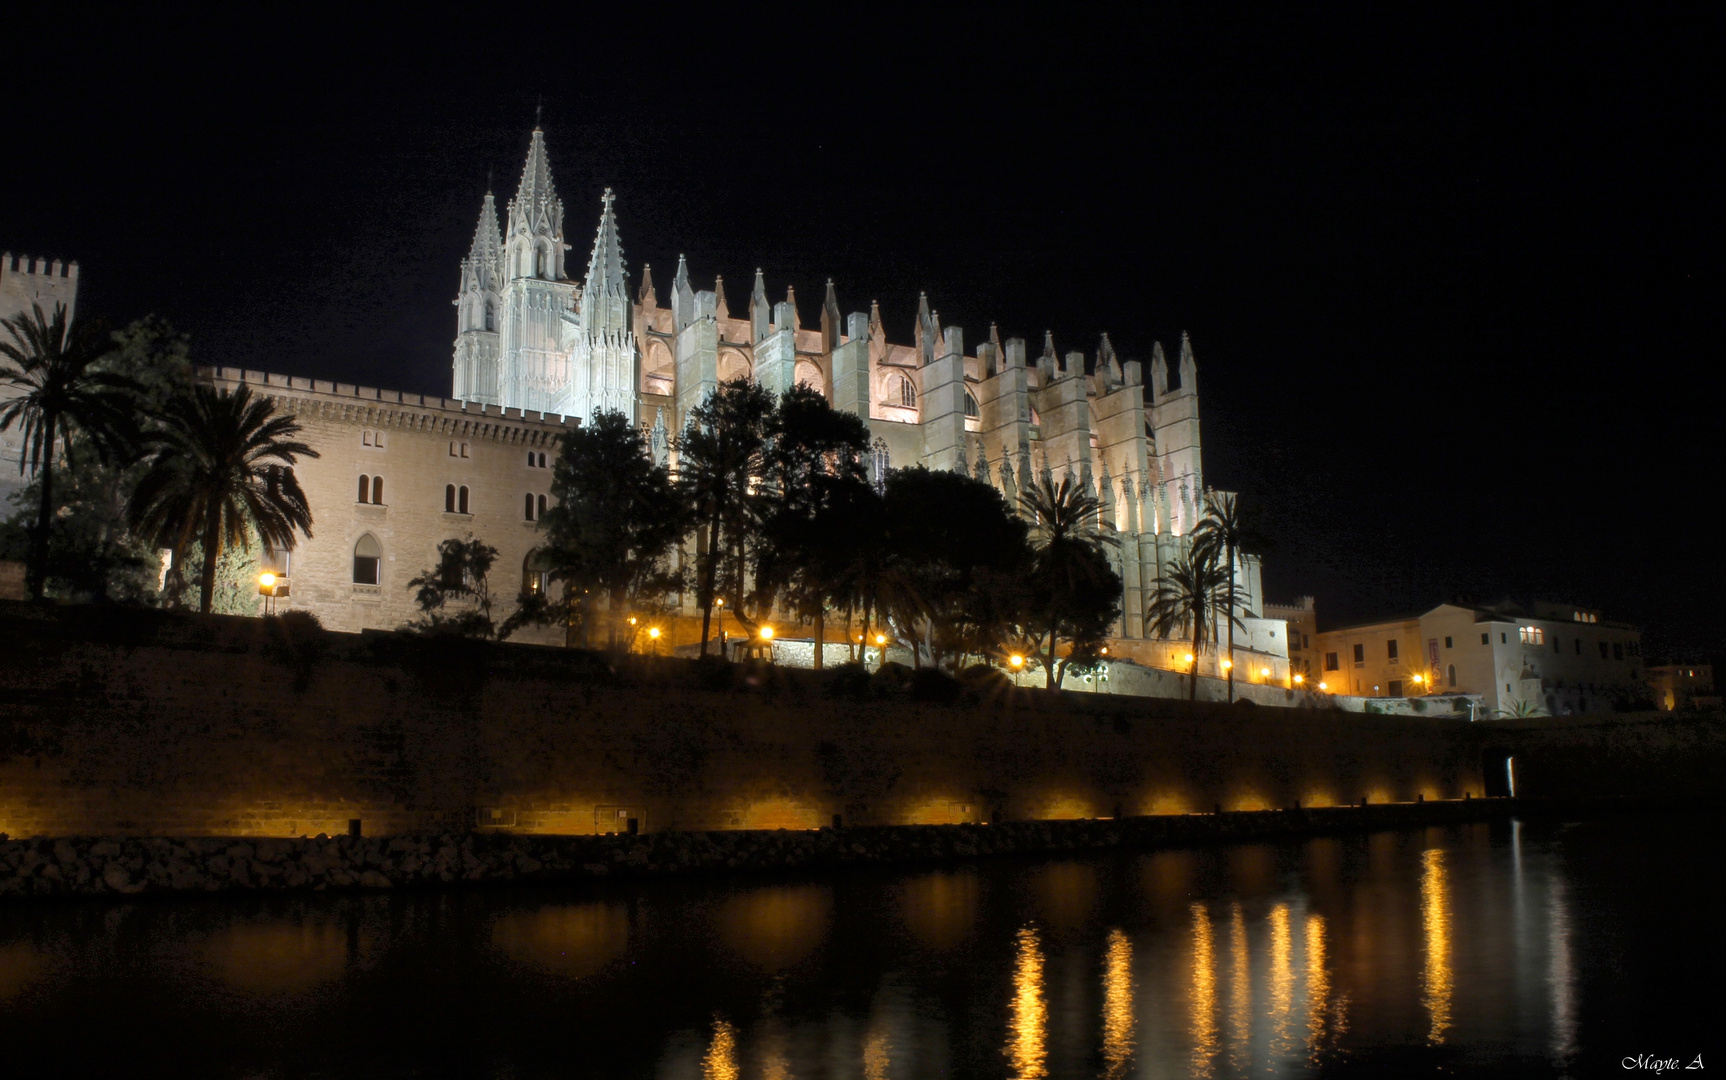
(648, 627, 661, 639)
(1318, 681, 1329, 692)
(1420, 848, 1452, 1044)
(1102, 928, 1134, 1078)
(1184, 653, 1196, 664)
(1100, 647, 1109, 656)
(715, 597, 723, 607)
(1009, 654, 1025, 668)
(1269, 904, 1295, 1060)
(1228, 903, 1250, 1065)
(1306, 913, 1331, 1056)
(628, 616, 637, 625)
(875, 633, 887, 645)
(1260, 667, 1271, 679)
(1293, 674, 1305, 685)
(258, 572, 276, 588)
(759, 625, 774, 640)
(1189, 904, 1218, 1074)
(1220, 659, 1233, 671)
(1412, 673, 1424, 684)
(1007, 926, 1047, 1079)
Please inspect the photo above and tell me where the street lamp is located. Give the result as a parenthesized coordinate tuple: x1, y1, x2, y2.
(1293, 674, 1305, 686)
(647, 626, 661, 656)
(1009, 654, 1025, 669)
(1220, 659, 1233, 672)
(875, 633, 886, 646)
(1259, 667, 1271, 679)
(759, 625, 774, 640)
(1318, 681, 1329, 692)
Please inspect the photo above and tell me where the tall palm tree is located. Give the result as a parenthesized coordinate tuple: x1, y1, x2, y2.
(1191, 491, 1258, 702)
(128, 384, 318, 613)
(1145, 546, 1236, 700)
(0, 303, 138, 598)
(1020, 473, 1122, 688)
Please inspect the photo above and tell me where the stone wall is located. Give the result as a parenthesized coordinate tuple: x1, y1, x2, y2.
(0, 602, 1487, 840)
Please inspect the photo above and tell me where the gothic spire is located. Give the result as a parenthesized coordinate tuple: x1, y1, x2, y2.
(750, 269, 770, 342)
(638, 263, 656, 306)
(505, 127, 566, 280)
(821, 279, 841, 352)
(584, 188, 626, 299)
(467, 192, 502, 266)
(714, 276, 729, 319)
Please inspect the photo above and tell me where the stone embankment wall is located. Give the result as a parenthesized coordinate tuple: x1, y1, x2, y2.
(1479, 712, 1726, 800)
(3, 800, 1511, 901)
(0, 603, 1486, 841)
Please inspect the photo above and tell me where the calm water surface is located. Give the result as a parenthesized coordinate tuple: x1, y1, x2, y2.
(0, 816, 1720, 1078)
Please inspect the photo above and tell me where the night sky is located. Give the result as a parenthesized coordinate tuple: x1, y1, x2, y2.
(5, 9, 1715, 656)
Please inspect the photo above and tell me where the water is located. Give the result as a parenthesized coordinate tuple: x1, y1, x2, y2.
(0, 816, 1719, 1078)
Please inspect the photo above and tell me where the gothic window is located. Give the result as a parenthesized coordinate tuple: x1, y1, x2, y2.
(524, 493, 535, 521)
(371, 476, 384, 504)
(459, 486, 470, 514)
(352, 534, 382, 585)
(485, 301, 495, 331)
(357, 475, 370, 502)
(964, 391, 980, 419)
(445, 484, 456, 513)
(898, 375, 916, 409)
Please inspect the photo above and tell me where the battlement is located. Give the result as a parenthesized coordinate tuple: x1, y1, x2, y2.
(0, 252, 80, 279)
(197, 366, 582, 433)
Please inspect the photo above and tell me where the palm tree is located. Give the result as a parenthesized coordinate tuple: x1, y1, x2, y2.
(1190, 491, 1259, 702)
(1020, 473, 1122, 689)
(1145, 546, 1237, 700)
(0, 303, 139, 598)
(127, 384, 318, 613)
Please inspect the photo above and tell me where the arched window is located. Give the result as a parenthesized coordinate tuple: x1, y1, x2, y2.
(524, 493, 534, 520)
(537, 494, 547, 518)
(374, 431, 384, 449)
(353, 534, 382, 585)
(357, 475, 370, 502)
(449, 441, 457, 457)
(484, 300, 495, 331)
(458, 486, 469, 514)
(1447, 663, 1457, 688)
(371, 476, 384, 504)
(964, 391, 980, 418)
(362, 430, 372, 446)
(897, 374, 916, 409)
(523, 550, 551, 596)
(538, 452, 546, 468)
(445, 484, 456, 513)
(527, 450, 535, 467)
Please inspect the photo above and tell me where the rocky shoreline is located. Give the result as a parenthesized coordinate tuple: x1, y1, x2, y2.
(0, 799, 1519, 902)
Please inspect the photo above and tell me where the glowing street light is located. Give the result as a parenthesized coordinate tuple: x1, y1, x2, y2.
(1009, 654, 1025, 669)
(1259, 667, 1271, 679)
(759, 625, 775, 640)
(648, 627, 660, 640)
(1318, 681, 1329, 692)
(1220, 659, 1233, 671)
(259, 572, 277, 589)
(1184, 653, 1195, 664)
(1293, 673, 1305, 685)
(875, 633, 887, 645)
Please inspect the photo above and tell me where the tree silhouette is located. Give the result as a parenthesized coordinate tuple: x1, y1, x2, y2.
(1191, 491, 1264, 702)
(538, 408, 687, 649)
(1020, 474, 1122, 688)
(127, 384, 317, 613)
(0, 303, 139, 598)
(675, 378, 774, 654)
(1145, 546, 1237, 700)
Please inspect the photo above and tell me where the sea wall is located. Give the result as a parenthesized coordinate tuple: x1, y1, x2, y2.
(0, 602, 1487, 840)
(2, 800, 1512, 901)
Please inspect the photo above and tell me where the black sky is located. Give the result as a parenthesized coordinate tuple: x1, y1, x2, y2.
(4, 7, 1718, 656)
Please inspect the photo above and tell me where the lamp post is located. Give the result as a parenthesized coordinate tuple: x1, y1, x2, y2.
(647, 626, 661, 656)
(257, 571, 287, 615)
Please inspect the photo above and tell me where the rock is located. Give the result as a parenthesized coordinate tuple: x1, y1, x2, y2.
(101, 862, 144, 894)
(357, 870, 392, 888)
(89, 841, 121, 858)
(514, 855, 543, 874)
(52, 841, 77, 865)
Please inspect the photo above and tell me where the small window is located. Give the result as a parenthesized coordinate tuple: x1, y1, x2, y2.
(1553, 637, 1561, 652)
(1444, 636, 1453, 649)
(538, 452, 546, 468)
(1501, 633, 1507, 644)
(523, 550, 551, 596)
(537, 494, 547, 518)
(1447, 663, 1457, 688)
(1575, 639, 1582, 655)
(1598, 641, 1608, 659)
(1303, 633, 1311, 649)
(362, 431, 372, 446)
(353, 533, 382, 585)
(357, 475, 370, 502)
(1387, 639, 1399, 660)
(1352, 643, 1364, 665)
(449, 441, 457, 457)
(371, 476, 383, 505)
(445, 484, 456, 513)
(458, 486, 469, 514)
(1324, 652, 1339, 672)
(1389, 680, 1404, 698)
(461, 442, 470, 458)
(525, 493, 535, 521)
(1482, 632, 1490, 645)
(963, 391, 979, 418)
(375, 432, 384, 449)
(527, 451, 536, 467)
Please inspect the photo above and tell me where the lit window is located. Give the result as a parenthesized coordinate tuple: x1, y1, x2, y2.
(353, 534, 382, 585)
(1518, 627, 1545, 645)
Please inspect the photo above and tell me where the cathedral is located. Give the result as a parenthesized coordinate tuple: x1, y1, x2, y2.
(13, 127, 1292, 680)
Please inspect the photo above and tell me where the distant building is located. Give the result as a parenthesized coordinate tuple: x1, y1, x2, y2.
(1265, 596, 1317, 680)
(1313, 600, 1644, 715)
(1645, 663, 1717, 712)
